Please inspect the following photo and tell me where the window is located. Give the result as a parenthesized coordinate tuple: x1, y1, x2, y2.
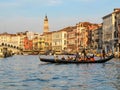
(64, 33, 67, 38)
(64, 40, 67, 45)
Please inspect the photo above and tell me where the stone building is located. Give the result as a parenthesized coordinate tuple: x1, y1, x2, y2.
(43, 32, 52, 51)
(102, 8, 120, 53)
(0, 32, 21, 48)
(23, 37, 33, 50)
(115, 9, 120, 54)
(38, 34, 45, 54)
(67, 26, 77, 53)
(52, 29, 67, 54)
(17, 32, 26, 50)
(76, 22, 99, 51)
(0, 32, 22, 54)
(92, 26, 102, 53)
(76, 22, 89, 50)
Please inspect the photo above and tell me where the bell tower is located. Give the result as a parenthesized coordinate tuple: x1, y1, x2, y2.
(43, 15, 49, 33)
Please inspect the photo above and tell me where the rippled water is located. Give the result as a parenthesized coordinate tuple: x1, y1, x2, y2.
(0, 55, 120, 90)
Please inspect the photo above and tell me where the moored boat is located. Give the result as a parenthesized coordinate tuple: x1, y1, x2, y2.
(39, 55, 114, 64)
(0, 48, 13, 58)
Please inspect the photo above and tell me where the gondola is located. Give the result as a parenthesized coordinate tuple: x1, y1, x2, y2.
(39, 55, 114, 64)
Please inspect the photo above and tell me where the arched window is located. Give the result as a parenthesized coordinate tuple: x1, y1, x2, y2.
(11, 45, 13, 47)
(5, 43, 7, 46)
(16, 47, 19, 49)
(1, 43, 4, 46)
(8, 44, 10, 47)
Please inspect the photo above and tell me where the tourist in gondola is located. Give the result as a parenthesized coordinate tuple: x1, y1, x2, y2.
(61, 56, 65, 60)
(90, 54, 95, 61)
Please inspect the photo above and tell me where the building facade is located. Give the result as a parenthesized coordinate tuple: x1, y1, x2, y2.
(23, 37, 33, 50)
(43, 32, 52, 51)
(52, 30, 67, 54)
(0, 33, 21, 54)
(0, 33, 21, 48)
(102, 8, 120, 53)
(92, 26, 102, 53)
(39, 35, 45, 54)
(67, 26, 77, 53)
(76, 22, 88, 50)
(115, 9, 120, 54)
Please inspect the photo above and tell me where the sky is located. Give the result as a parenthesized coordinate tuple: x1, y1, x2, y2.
(0, 0, 120, 34)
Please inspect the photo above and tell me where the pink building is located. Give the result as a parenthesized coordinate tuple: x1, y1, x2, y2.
(24, 37, 33, 50)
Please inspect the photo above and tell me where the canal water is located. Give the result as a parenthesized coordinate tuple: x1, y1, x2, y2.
(0, 55, 120, 90)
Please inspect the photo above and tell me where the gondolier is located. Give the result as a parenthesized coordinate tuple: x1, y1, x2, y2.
(102, 49, 106, 59)
(81, 48, 86, 60)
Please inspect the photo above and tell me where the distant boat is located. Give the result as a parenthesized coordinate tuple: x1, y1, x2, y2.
(0, 48, 13, 58)
(39, 55, 114, 64)
(0, 52, 4, 58)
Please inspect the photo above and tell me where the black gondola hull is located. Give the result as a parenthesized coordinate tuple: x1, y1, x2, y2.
(39, 55, 114, 64)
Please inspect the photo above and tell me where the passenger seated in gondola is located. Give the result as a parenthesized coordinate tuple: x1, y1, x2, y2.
(67, 56, 71, 61)
(77, 56, 82, 61)
(54, 55, 59, 62)
(71, 57, 74, 60)
(86, 56, 90, 61)
(61, 56, 65, 60)
(90, 54, 95, 61)
(67, 56, 75, 61)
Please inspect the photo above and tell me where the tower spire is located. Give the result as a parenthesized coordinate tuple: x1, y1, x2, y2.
(45, 14, 48, 20)
(43, 15, 49, 33)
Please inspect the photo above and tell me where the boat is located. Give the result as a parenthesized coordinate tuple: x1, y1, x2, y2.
(0, 48, 13, 58)
(39, 55, 114, 64)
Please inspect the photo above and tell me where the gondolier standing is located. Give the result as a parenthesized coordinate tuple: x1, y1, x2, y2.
(102, 49, 106, 59)
(82, 48, 86, 60)
(75, 52, 80, 60)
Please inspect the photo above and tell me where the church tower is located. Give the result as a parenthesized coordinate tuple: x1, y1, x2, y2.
(43, 15, 49, 33)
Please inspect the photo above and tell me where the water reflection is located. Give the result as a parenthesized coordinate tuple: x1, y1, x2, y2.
(0, 55, 119, 90)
